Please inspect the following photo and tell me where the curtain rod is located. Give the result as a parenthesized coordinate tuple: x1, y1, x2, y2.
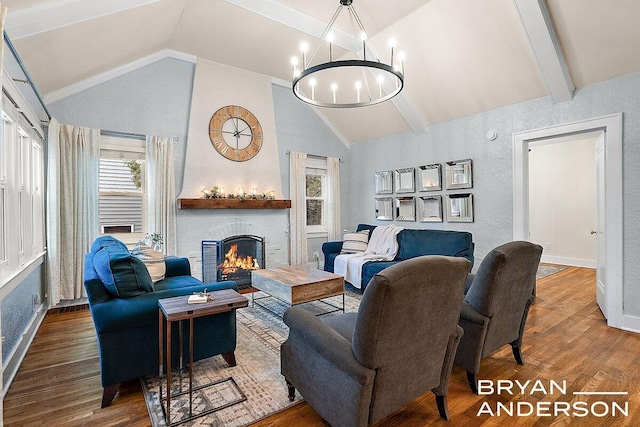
(100, 129, 146, 139)
(285, 150, 344, 163)
(3, 32, 51, 121)
(100, 129, 180, 142)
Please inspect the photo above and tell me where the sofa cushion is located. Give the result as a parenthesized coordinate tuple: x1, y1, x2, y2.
(93, 245, 154, 298)
(341, 230, 370, 254)
(396, 229, 473, 261)
(131, 243, 166, 283)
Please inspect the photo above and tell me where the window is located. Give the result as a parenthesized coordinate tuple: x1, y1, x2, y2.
(0, 79, 46, 286)
(305, 157, 328, 233)
(99, 135, 146, 242)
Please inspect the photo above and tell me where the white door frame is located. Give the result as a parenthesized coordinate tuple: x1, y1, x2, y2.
(512, 113, 623, 328)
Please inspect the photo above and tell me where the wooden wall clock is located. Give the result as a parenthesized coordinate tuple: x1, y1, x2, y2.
(209, 105, 263, 162)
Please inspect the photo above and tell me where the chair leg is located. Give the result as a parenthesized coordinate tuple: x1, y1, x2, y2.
(434, 394, 449, 420)
(285, 379, 296, 402)
(101, 383, 120, 408)
(222, 351, 237, 367)
(466, 371, 478, 394)
(512, 345, 525, 365)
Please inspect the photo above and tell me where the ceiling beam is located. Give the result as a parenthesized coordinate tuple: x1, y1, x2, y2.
(513, 0, 574, 102)
(225, 0, 428, 135)
(5, 0, 161, 40)
(43, 49, 196, 104)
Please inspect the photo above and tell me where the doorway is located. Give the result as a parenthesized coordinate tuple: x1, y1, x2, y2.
(512, 114, 623, 328)
(528, 131, 600, 268)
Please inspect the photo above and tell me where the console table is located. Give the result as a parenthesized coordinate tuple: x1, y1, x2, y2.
(158, 289, 248, 426)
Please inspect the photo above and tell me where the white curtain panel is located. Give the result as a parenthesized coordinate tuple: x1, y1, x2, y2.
(47, 120, 100, 305)
(146, 135, 177, 256)
(327, 156, 341, 241)
(289, 151, 308, 265)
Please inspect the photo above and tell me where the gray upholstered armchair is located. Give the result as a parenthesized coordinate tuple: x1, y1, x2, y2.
(281, 256, 471, 426)
(454, 241, 543, 393)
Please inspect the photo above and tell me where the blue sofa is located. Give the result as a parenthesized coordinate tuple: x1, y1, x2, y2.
(322, 224, 474, 289)
(84, 236, 239, 407)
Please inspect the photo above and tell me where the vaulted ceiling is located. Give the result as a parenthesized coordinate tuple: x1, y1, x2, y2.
(3, 0, 640, 144)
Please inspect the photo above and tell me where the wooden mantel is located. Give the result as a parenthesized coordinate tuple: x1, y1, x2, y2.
(177, 198, 291, 210)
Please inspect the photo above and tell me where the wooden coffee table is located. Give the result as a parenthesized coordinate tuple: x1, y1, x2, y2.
(250, 265, 345, 316)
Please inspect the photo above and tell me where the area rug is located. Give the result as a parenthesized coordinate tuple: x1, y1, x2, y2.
(536, 263, 567, 280)
(142, 292, 362, 427)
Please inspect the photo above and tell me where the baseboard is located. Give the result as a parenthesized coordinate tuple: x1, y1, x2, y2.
(621, 314, 640, 334)
(2, 303, 47, 398)
(540, 255, 596, 268)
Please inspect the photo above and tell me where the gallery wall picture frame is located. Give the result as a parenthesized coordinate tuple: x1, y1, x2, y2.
(395, 196, 416, 221)
(445, 159, 473, 190)
(418, 164, 442, 191)
(375, 197, 394, 221)
(374, 170, 394, 194)
(419, 195, 443, 222)
(395, 168, 415, 193)
(445, 193, 474, 222)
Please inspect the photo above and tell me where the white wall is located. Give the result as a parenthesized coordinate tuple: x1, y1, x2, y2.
(180, 58, 283, 198)
(528, 135, 597, 267)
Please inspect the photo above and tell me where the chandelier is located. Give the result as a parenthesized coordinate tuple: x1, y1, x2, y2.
(291, 0, 404, 108)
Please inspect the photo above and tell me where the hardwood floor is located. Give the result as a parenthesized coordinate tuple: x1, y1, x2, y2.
(4, 266, 640, 426)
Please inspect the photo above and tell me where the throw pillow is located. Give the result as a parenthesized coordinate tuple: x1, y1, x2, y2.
(131, 242, 166, 283)
(341, 229, 370, 254)
(93, 245, 154, 298)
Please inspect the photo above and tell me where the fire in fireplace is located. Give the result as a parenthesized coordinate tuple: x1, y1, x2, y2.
(202, 235, 264, 290)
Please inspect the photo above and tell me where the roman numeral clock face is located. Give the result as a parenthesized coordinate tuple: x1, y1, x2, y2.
(209, 105, 263, 162)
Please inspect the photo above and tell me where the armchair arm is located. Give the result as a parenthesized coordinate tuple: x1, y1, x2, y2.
(459, 300, 489, 326)
(322, 241, 343, 256)
(432, 325, 463, 396)
(283, 307, 373, 385)
(164, 256, 191, 277)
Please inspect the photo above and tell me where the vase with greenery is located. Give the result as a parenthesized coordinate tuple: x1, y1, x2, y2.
(146, 232, 163, 251)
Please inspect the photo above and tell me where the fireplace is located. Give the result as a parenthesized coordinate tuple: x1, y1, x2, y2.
(202, 235, 265, 290)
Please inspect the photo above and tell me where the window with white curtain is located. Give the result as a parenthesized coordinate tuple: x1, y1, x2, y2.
(0, 87, 45, 286)
(99, 135, 146, 243)
(306, 156, 328, 234)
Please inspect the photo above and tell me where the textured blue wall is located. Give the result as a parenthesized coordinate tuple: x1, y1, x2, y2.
(347, 71, 640, 316)
(2, 263, 45, 363)
(48, 57, 196, 193)
(271, 84, 349, 213)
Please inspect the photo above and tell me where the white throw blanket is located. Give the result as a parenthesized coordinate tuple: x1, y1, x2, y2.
(334, 225, 403, 288)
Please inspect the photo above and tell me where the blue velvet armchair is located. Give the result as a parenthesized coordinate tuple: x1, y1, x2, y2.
(84, 237, 239, 407)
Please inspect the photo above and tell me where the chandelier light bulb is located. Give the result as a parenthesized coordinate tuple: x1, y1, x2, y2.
(398, 51, 406, 61)
(388, 38, 397, 67)
(377, 75, 384, 97)
(300, 42, 309, 67)
(355, 81, 362, 89)
(327, 32, 335, 62)
(291, 56, 299, 66)
(310, 78, 317, 100)
(360, 32, 367, 41)
(326, 32, 335, 43)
